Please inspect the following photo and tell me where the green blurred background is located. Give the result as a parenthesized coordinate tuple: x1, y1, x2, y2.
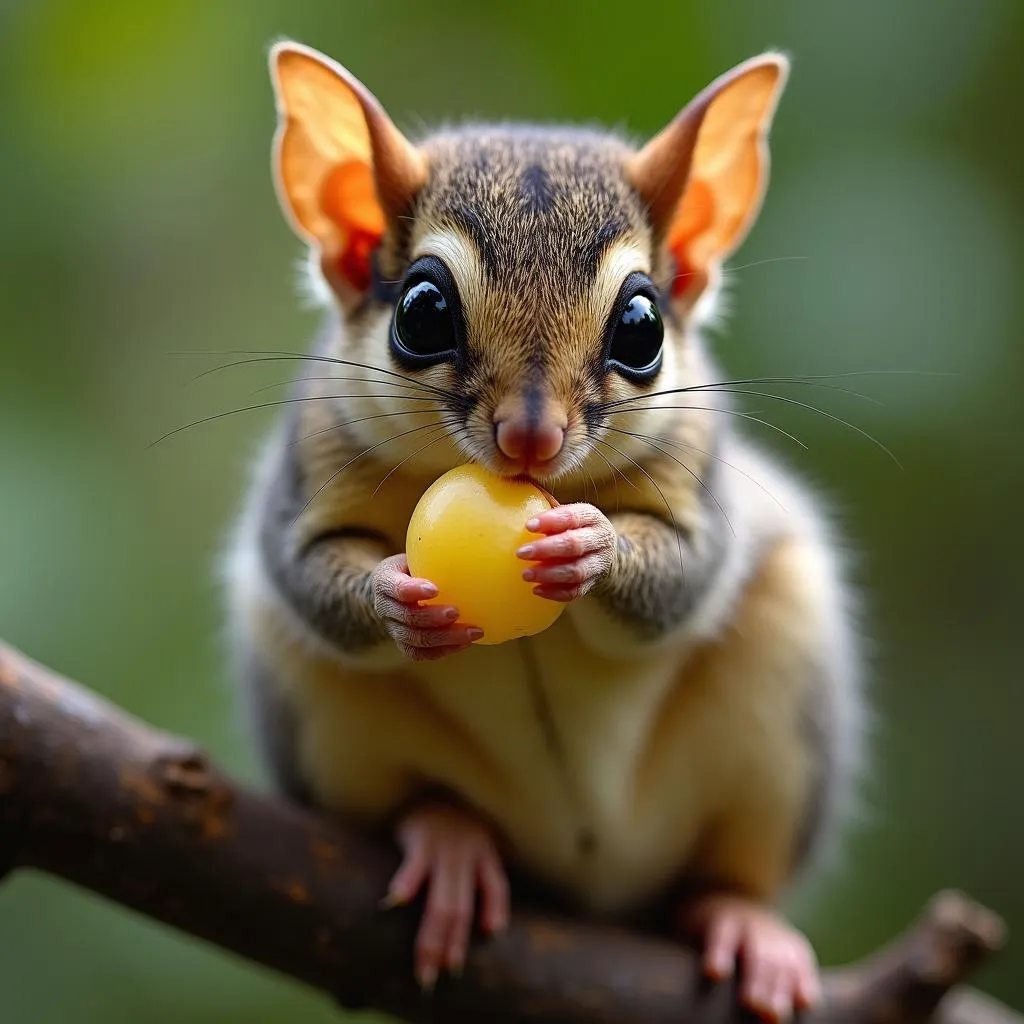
(2, 0, 1022, 1019)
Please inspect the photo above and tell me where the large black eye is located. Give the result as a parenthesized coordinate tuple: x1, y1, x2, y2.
(393, 280, 457, 362)
(608, 288, 664, 381)
(390, 256, 462, 369)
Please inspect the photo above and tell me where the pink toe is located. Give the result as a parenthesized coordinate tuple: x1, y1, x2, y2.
(477, 856, 510, 934)
(386, 847, 428, 906)
(704, 916, 741, 979)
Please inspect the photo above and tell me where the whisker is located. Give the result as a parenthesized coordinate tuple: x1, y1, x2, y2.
(699, 388, 901, 468)
(603, 430, 734, 537)
(290, 407, 441, 448)
(727, 369, 958, 380)
(172, 349, 456, 401)
(604, 404, 809, 451)
(559, 448, 598, 509)
(604, 425, 785, 512)
(581, 460, 601, 510)
(590, 445, 632, 511)
(691, 376, 880, 405)
(605, 383, 893, 463)
(604, 375, 880, 408)
(605, 368, 960, 414)
(724, 255, 809, 273)
(294, 420, 444, 524)
(248, 374, 440, 399)
(593, 437, 689, 580)
(371, 426, 451, 497)
(443, 420, 492, 470)
(454, 432, 492, 468)
(147, 394, 444, 448)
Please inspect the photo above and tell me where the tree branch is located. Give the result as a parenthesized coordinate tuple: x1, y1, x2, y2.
(0, 639, 1017, 1024)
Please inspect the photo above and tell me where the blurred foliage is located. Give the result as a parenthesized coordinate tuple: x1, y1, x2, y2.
(1, 1, 1022, 1021)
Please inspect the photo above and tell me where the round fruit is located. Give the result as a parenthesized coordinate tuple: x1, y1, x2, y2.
(406, 464, 564, 645)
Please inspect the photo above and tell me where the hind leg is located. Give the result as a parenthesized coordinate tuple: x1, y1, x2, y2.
(680, 890, 818, 1020)
(678, 776, 822, 1021)
(237, 637, 511, 990)
(385, 796, 510, 990)
(669, 536, 842, 1020)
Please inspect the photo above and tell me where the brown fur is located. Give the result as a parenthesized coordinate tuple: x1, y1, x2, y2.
(225, 43, 863, 950)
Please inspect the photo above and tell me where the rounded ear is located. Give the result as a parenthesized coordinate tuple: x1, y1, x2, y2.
(268, 42, 427, 300)
(627, 53, 789, 306)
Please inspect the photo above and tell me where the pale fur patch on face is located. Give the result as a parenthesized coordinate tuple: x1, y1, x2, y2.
(411, 224, 487, 314)
(585, 239, 691, 475)
(589, 239, 649, 321)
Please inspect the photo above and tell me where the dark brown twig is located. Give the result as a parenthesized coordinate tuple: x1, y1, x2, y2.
(0, 639, 1016, 1023)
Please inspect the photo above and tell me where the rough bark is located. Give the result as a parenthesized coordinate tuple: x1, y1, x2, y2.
(0, 639, 1017, 1024)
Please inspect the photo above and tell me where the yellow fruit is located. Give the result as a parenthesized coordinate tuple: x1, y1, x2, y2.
(406, 464, 564, 645)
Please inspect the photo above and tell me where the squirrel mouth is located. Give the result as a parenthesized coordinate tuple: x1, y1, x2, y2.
(486, 452, 563, 490)
(508, 473, 559, 507)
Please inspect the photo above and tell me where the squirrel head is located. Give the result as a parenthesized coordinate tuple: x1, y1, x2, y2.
(268, 42, 788, 486)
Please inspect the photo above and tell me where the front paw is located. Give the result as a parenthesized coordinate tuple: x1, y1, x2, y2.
(372, 553, 484, 660)
(515, 503, 617, 603)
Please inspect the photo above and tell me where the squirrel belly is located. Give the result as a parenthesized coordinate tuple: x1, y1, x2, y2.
(224, 425, 862, 918)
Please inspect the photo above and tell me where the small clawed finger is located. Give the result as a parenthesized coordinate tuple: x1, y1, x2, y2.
(393, 624, 483, 650)
(525, 503, 606, 535)
(523, 552, 608, 586)
(379, 597, 459, 629)
(530, 583, 583, 603)
(517, 525, 611, 562)
(393, 575, 439, 603)
(371, 555, 435, 602)
(403, 643, 477, 662)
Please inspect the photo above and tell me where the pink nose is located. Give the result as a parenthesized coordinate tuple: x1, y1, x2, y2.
(495, 418, 565, 466)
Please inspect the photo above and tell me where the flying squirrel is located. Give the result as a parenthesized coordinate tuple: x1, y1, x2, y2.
(223, 39, 866, 1021)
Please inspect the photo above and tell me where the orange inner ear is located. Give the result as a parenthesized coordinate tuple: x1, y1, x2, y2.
(320, 161, 386, 293)
(667, 179, 714, 298)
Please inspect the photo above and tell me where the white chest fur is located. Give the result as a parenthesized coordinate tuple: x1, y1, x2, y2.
(377, 615, 719, 913)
